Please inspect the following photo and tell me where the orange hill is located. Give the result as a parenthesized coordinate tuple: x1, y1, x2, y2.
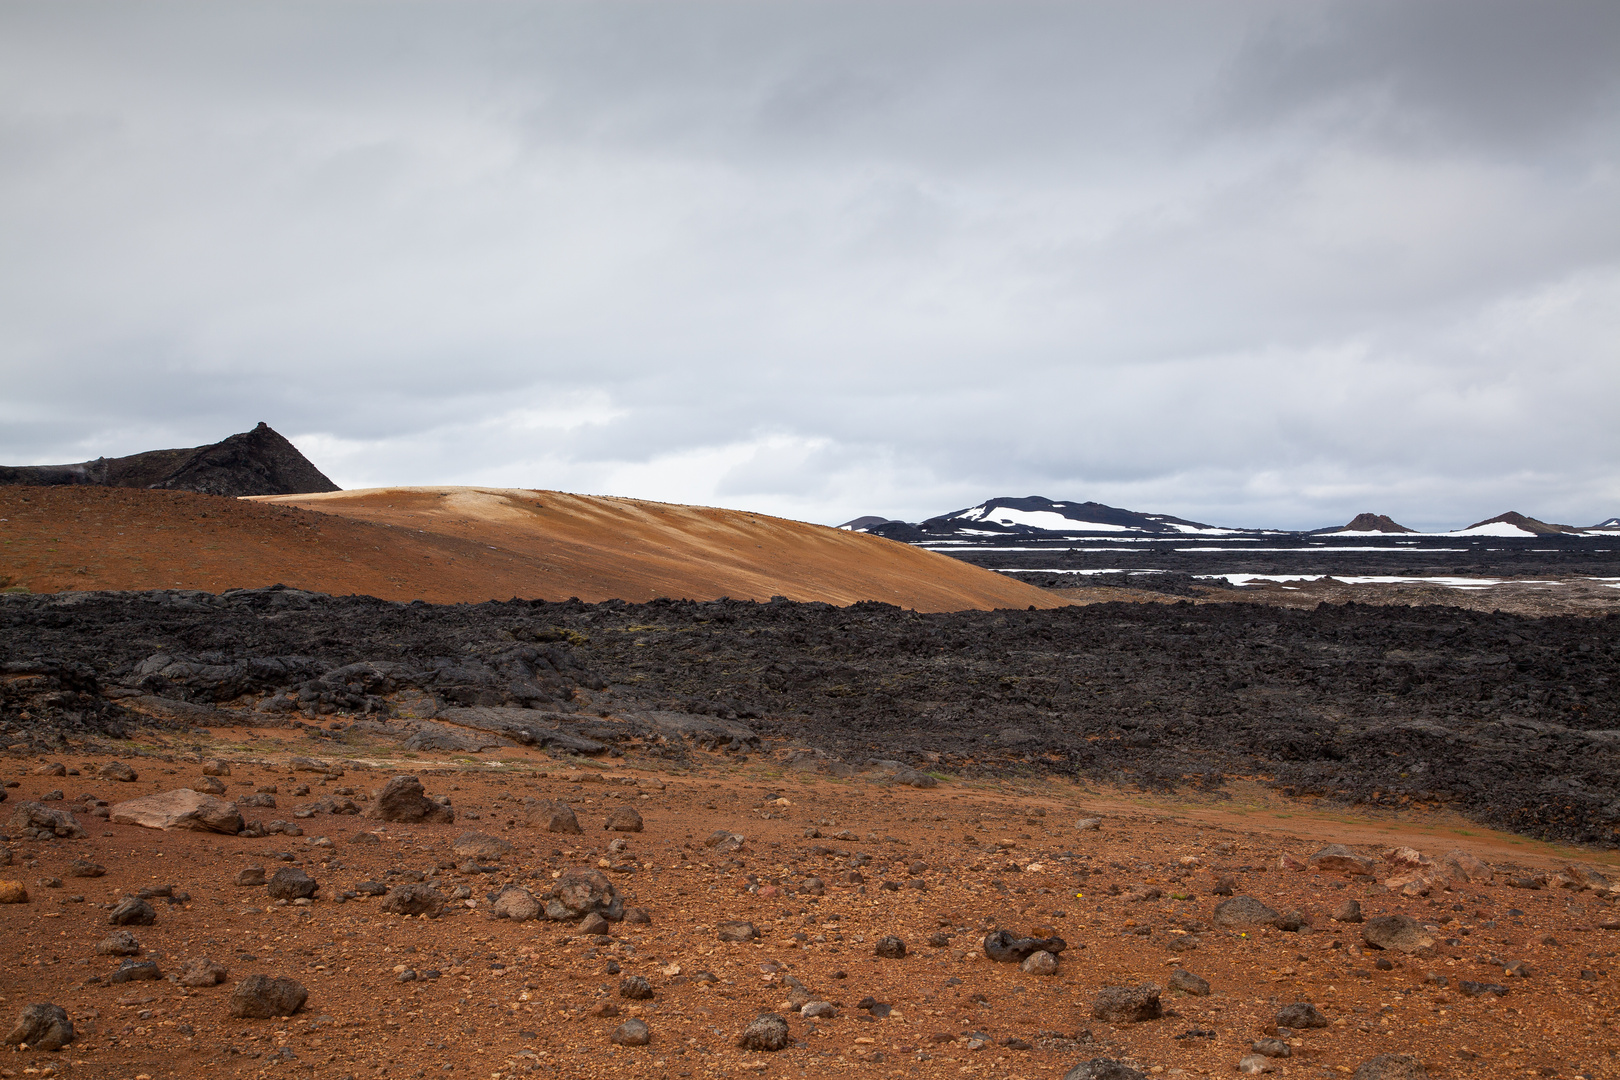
(0, 484, 1065, 612)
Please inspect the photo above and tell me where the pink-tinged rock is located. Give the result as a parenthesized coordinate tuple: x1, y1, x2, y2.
(1276, 853, 1308, 872)
(1440, 850, 1493, 884)
(1384, 846, 1432, 869)
(1308, 844, 1378, 876)
(110, 790, 243, 834)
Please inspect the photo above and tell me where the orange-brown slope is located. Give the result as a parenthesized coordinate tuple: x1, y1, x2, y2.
(251, 486, 1065, 611)
(0, 484, 1063, 611)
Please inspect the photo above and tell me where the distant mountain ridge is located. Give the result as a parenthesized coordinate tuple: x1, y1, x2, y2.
(0, 423, 340, 498)
(845, 498, 1615, 538)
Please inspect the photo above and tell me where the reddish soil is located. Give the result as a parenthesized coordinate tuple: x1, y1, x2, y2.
(0, 728, 1616, 1079)
(0, 486, 1062, 612)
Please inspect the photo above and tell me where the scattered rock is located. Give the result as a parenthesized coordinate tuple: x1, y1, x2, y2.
(32, 763, 65, 777)
(1457, 981, 1508, 998)
(611, 1018, 651, 1046)
(623, 907, 651, 925)
(228, 974, 308, 1018)
(579, 912, 610, 936)
(67, 858, 105, 878)
(235, 865, 267, 887)
(1091, 984, 1162, 1024)
(1168, 969, 1209, 996)
(1352, 1053, 1429, 1080)
(1252, 1038, 1291, 1058)
(110, 959, 161, 983)
(1362, 915, 1434, 955)
(1022, 950, 1059, 975)
(1212, 896, 1278, 928)
(1440, 850, 1491, 883)
(191, 776, 227, 795)
(0, 881, 27, 904)
(1332, 898, 1364, 923)
(529, 801, 582, 834)
(1074, 819, 1102, 832)
(1308, 844, 1376, 876)
(718, 920, 760, 942)
(178, 957, 228, 986)
(95, 931, 141, 956)
(6, 802, 87, 840)
(1060, 1059, 1145, 1080)
(1275, 1002, 1329, 1029)
(736, 1013, 791, 1052)
(98, 761, 138, 782)
(1237, 1054, 1275, 1074)
(704, 829, 744, 854)
(381, 883, 446, 918)
(542, 868, 622, 922)
(366, 775, 453, 824)
(452, 832, 513, 861)
(201, 759, 231, 776)
(266, 867, 317, 900)
(492, 885, 541, 922)
(108, 897, 156, 926)
(874, 935, 907, 959)
(605, 805, 644, 832)
(1272, 908, 1309, 932)
(893, 768, 937, 788)
(110, 789, 243, 834)
(4, 1003, 74, 1050)
(619, 975, 653, 1000)
(800, 1001, 836, 1018)
(984, 929, 1068, 962)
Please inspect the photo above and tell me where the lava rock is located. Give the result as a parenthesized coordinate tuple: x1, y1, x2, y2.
(1168, 969, 1210, 996)
(529, 801, 582, 834)
(1091, 984, 1162, 1024)
(984, 929, 1068, 962)
(619, 975, 653, 1000)
(266, 867, 317, 900)
(110, 789, 243, 834)
(452, 831, 513, 861)
(6, 802, 87, 840)
(109, 960, 161, 983)
(604, 805, 644, 832)
(108, 897, 156, 926)
(4, 1003, 74, 1050)
(1331, 899, 1364, 923)
(492, 885, 541, 922)
(228, 974, 308, 1018)
(95, 930, 141, 956)
(1362, 915, 1434, 954)
(1352, 1054, 1429, 1080)
(1212, 896, 1279, 928)
(381, 883, 446, 918)
(611, 1018, 651, 1046)
(1308, 844, 1377, 876)
(736, 1013, 791, 1052)
(1060, 1059, 1146, 1080)
(1275, 1002, 1329, 1029)
(366, 775, 454, 824)
(67, 859, 105, 878)
(1021, 950, 1059, 975)
(178, 956, 228, 986)
(542, 868, 622, 922)
(874, 935, 907, 959)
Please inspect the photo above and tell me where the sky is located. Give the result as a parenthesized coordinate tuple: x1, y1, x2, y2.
(2, 1, 1618, 531)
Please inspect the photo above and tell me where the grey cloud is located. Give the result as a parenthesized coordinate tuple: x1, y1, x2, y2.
(1, 2, 1616, 531)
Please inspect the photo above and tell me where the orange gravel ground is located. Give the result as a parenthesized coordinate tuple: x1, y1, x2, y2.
(0, 724, 1616, 1080)
(0, 485, 1061, 612)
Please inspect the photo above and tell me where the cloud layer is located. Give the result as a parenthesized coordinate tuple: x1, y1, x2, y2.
(3, 1, 1618, 530)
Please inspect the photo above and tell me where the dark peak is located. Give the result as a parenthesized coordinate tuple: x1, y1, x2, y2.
(0, 424, 339, 498)
(1332, 512, 1415, 534)
(1465, 511, 1580, 535)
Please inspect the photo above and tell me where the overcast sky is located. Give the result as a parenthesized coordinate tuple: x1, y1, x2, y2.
(3, 1, 1618, 530)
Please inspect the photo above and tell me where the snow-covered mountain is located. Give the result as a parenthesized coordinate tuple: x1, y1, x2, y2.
(912, 496, 1235, 537)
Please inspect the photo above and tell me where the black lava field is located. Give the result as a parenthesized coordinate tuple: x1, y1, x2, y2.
(2, 587, 1617, 848)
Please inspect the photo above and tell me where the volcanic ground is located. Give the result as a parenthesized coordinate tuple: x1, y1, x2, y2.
(1, 580, 1618, 1077)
